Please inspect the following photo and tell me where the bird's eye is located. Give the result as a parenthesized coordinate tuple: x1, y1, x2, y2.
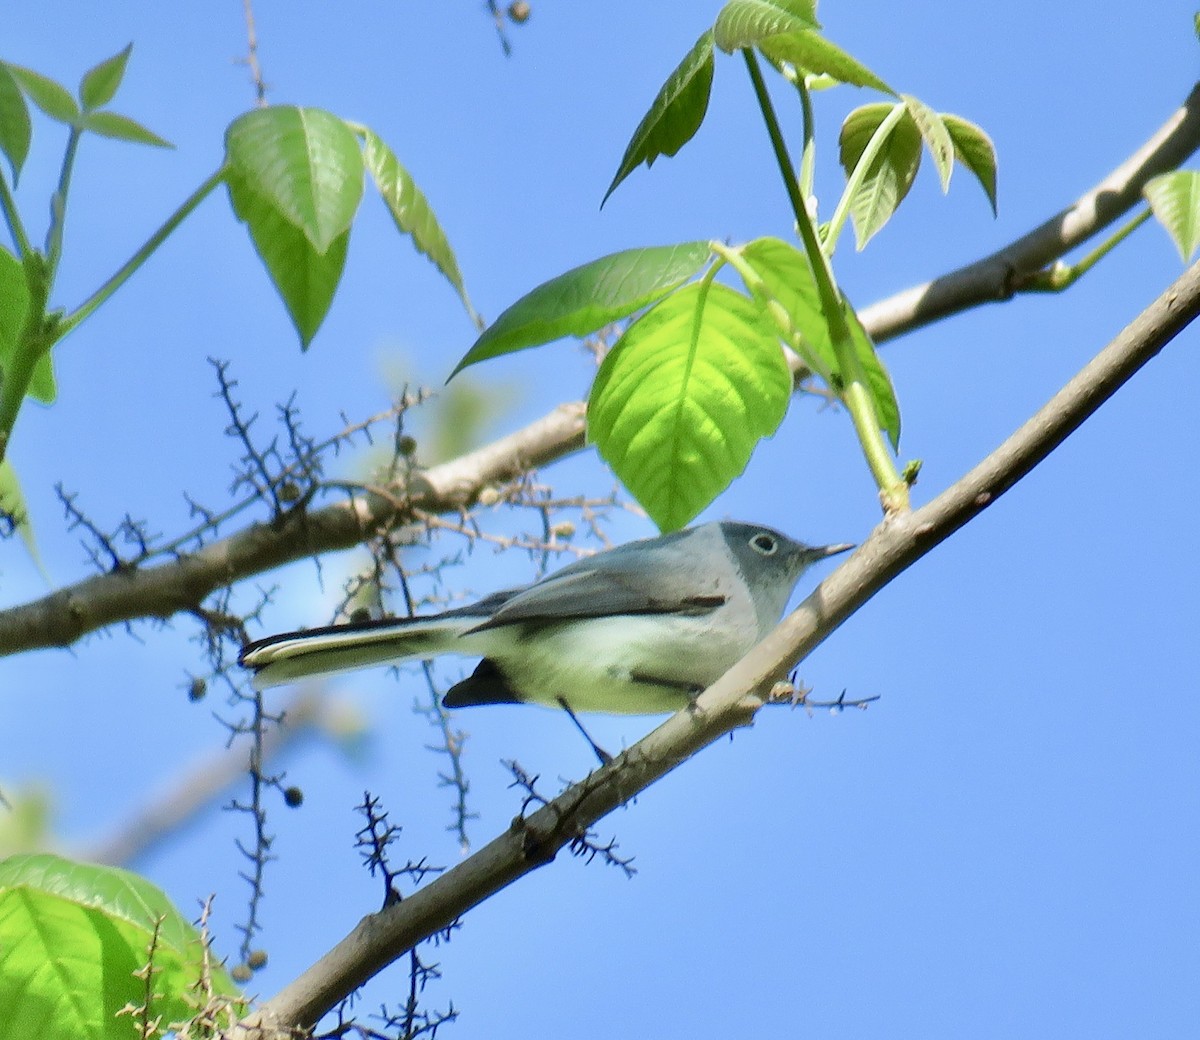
(750, 532, 778, 555)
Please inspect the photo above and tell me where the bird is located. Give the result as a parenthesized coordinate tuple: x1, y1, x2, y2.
(239, 520, 852, 715)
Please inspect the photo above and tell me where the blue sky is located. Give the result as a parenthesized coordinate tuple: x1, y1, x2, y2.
(2, 2, 1198, 1037)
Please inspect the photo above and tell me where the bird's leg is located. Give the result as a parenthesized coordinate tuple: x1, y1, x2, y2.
(556, 696, 613, 766)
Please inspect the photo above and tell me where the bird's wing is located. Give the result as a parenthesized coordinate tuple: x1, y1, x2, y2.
(467, 557, 726, 632)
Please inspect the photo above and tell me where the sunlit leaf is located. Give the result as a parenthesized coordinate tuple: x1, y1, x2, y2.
(943, 113, 998, 215)
(903, 94, 953, 191)
(0, 459, 39, 563)
(758, 31, 894, 93)
(713, 0, 820, 52)
(838, 102, 921, 249)
(589, 281, 791, 531)
(2, 63, 79, 125)
(225, 106, 364, 254)
(0, 66, 31, 182)
(738, 236, 837, 377)
(846, 301, 900, 449)
(360, 127, 477, 324)
(1143, 170, 1200, 262)
(451, 241, 712, 378)
(735, 236, 900, 447)
(0, 853, 242, 1040)
(81, 110, 172, 148)
(78, 43, 131, 111)
(603, 30, 715, 205)
(227, 170, 349, 347)
(0, 248, 51, 404)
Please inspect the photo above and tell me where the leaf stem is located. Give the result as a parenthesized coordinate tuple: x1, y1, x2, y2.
(742, 50, 907, 510)
(0, 174, 33, 258)
(58, 166, 227, 337)
(795, 77, 816, 202)
(44, 125, 83, 281)
(1019, 207, 1154, 292)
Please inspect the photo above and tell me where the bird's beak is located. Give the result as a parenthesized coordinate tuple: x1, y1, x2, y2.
(813, 542, 855, 559)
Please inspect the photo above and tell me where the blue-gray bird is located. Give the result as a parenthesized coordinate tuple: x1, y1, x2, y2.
(239, 521, 851, 714)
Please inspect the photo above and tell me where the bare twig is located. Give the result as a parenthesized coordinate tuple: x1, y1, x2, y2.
(240, 0, 268, 106)
(224, 253, 1200, 1039)
(78, 691, 322, 867)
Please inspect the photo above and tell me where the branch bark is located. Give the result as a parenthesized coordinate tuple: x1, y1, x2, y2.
(1, 84, 1197, 657)
(858, 82, 1200, 342)
(225, 255, 1200, 1037)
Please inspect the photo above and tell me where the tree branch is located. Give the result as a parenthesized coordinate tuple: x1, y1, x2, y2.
(2, 85, 1198, 657)
(857, 81, 1200, 342)
(0, 404, 585, 655)
(226, 256, 1200, 1036)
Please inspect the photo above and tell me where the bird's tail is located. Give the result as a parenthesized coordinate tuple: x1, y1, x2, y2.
(239, 614, 480, 689)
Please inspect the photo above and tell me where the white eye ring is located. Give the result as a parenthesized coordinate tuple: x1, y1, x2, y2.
(750, 533, 778, 555)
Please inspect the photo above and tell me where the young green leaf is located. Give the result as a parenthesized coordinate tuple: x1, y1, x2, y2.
(225, 106, 364, 254)
(360, 127, 477, 324)
(0, 65, 31, 182)
(603, 30, 715, 205)
(0, 249, 54, 405)
(80, 110, 172, 148)
(589, 280, 792, 531)
(758, 31, 895, 93)
(713, 0, 820, 52)
(227, 171, 350, 347)
(450, 241, 712, 378)
(839, 102, 921, 249)
(846, 301, 900, 449)
(943, 113, 998, 214)
(0, 853, 242, 1040)
(737, 236, 837, 378)
(2, 63, 79, 125)
(78, 43, 132, 111)
(735, 237, 900, 447)
(0, 248, 29, 361)
(1143, 170, 1200, 262)
(903, 94, 954, 191)
(0, 458, 38, 562)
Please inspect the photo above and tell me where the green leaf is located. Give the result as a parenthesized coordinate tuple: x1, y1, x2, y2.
(735, 236, 900, 448)
(839, 102, 921, 249)
(603, 30, 715, 205)
(78, 43, 131, 111)
(0, 458, 39, 563)
(0, 853, 243, 1040)
(713, 0, 820, 52)
(227, 170, 350, 347)
(0, 247, 30, 361)
(943, 113, 998, 215)
(0, 65, 31, 183)
(80, 110, 172, 148)
(589, 280, 792, 531)
(903, 94, 953, 191)
(846, 301, 900, 449)
(2, 63, 79, 125)
(225, 106, 364, 254)
(758, 31, 894, 93)
(360, 127, 477, 324)
(1143, 170, 1200, 262)
(451, 241, 712, 378)
(0, 248, 55, 405)
(738, 236, 837, 378)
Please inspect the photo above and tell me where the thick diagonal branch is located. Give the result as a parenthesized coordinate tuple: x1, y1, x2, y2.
(227, 256, 1200, 1037)
(1, 85, 1198, 657)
